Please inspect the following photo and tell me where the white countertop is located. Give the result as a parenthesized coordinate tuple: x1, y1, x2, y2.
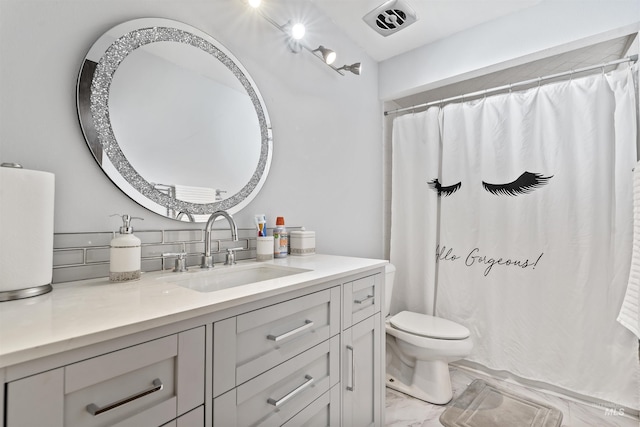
(0, 254, 386, 369)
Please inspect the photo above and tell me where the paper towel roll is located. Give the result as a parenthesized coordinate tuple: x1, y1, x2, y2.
(0, 166, 55, 292)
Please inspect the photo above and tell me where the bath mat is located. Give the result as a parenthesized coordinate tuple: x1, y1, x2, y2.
(440, 379, 563, 427)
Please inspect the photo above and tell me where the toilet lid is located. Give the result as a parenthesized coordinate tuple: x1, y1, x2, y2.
(390, 311, 470, 340)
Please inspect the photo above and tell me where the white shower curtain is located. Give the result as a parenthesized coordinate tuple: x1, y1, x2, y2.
(390, 67, 640, 409)
(390, 108, 442, 316)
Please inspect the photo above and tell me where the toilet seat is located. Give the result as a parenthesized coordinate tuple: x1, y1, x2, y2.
(389, 311, 470, 340)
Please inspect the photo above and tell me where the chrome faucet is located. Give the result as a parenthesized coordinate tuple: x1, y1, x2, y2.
(175, 211, 195, 222)
(201, 210, 238, 269)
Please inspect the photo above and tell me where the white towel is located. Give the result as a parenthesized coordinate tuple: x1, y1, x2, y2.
(618, 163, 640, 339)
(174, 184, 216, 204)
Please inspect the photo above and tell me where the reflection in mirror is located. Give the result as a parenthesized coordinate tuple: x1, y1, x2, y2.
(77, 19, 272, 222)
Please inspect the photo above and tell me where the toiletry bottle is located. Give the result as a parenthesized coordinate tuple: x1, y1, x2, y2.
(109, 214, 143, 282)
(273, 216, 288, 258)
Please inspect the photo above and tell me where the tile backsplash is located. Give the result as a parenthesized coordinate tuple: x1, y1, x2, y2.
(52, 227, 300, 284)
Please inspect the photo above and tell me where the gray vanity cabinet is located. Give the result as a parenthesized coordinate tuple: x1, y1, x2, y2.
(211, 271, 384, 426)
(1, 264, 385, 427)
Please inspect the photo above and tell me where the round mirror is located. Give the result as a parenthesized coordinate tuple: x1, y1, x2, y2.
(77, 18, 272, 222)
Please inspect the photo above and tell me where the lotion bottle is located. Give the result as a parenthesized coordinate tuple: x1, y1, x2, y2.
(109, 214, 143, 282)
(273, 216, 288, 258)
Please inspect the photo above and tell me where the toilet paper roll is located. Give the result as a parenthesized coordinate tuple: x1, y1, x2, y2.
(0, 166, 55, 292)
(256, 236, 274, 261)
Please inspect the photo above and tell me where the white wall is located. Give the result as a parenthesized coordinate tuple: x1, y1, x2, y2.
(379, 0, 640, 101)
(0, 0, 383, 259)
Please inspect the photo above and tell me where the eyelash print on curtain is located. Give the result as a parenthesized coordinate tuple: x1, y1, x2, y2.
(482, 171, 553, 196)
(428, 171, 552, 197)
(427, 178, 461, 197)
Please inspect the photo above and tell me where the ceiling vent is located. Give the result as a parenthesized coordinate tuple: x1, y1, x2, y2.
(363, 0, 418, 37)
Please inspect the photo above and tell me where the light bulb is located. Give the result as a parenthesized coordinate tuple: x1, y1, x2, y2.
(325, 51, 336, 65)
(248, 0, 261, 8)
(291, 23, 305, 40)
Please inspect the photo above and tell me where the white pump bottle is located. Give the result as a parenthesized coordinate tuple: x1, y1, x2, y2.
(109, 214, 143, 282)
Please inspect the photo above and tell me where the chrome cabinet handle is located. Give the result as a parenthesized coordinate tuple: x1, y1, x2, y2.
(267, 375, 314, 407)
(354, 294, 374, 304)
(86, 378, 163, 416)
(267, 320, 314, 342)
(347, 345, 356, 391)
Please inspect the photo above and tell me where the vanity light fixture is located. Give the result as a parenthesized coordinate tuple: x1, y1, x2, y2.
(312, 45, 337, 65)
(282, 20, 306, 53)
(289, 22, 306, 40)
(336, 62, 363, 75)
(247, 0, 361, 76)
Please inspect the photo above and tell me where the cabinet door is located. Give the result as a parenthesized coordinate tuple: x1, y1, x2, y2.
(342, 313, 382, 427)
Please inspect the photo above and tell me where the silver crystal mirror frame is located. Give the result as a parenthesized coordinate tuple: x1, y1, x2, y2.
(77, 18, 272, 222)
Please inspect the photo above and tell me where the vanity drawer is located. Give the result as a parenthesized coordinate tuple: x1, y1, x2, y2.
(213, 287, 340, 396)
(6, 327, 205, 427)
(342, 273, 382, 329)
(161, 405, 204, 427)
(281, 384, 340, 427)
(213, 335, 339, 427)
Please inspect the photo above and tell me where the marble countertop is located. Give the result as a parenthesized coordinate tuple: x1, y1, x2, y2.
(0, 254, 387, 369)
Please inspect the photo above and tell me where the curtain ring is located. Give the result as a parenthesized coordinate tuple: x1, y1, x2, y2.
(509, 83, 513, 93)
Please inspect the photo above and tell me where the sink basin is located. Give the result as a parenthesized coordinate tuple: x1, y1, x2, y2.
(161, 263, 310, 293)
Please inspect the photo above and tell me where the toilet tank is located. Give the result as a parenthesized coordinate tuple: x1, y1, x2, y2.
(384, 263, 395, 317)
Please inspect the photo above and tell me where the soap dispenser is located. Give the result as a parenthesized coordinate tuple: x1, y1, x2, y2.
(109, 214, 143, 282)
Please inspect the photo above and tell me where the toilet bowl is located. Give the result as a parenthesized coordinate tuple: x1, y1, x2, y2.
(384, 264, 473, 404)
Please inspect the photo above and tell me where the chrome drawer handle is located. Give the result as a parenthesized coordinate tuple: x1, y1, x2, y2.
(354, 294, 374, 304)
(267, 320, 314, 342)
(346, 345, 356, 391)
(86, 378, 163, 416)
(267, 375, 314, 407)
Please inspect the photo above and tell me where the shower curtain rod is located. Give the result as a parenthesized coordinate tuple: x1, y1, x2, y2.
(384, 54, 639, 116)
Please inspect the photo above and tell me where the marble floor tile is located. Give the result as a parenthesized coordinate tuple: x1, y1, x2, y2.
(385, 366, 639, 427)
(385, 387, 445, 427)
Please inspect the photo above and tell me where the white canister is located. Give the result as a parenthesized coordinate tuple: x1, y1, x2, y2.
(290, 228, 315, 256)
(256, 236, 274, 261)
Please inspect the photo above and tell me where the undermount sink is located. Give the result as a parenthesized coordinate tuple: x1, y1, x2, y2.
(161, 263, 311, 293)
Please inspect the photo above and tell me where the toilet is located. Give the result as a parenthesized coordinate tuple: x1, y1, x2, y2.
(384, 263, 473, 404)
